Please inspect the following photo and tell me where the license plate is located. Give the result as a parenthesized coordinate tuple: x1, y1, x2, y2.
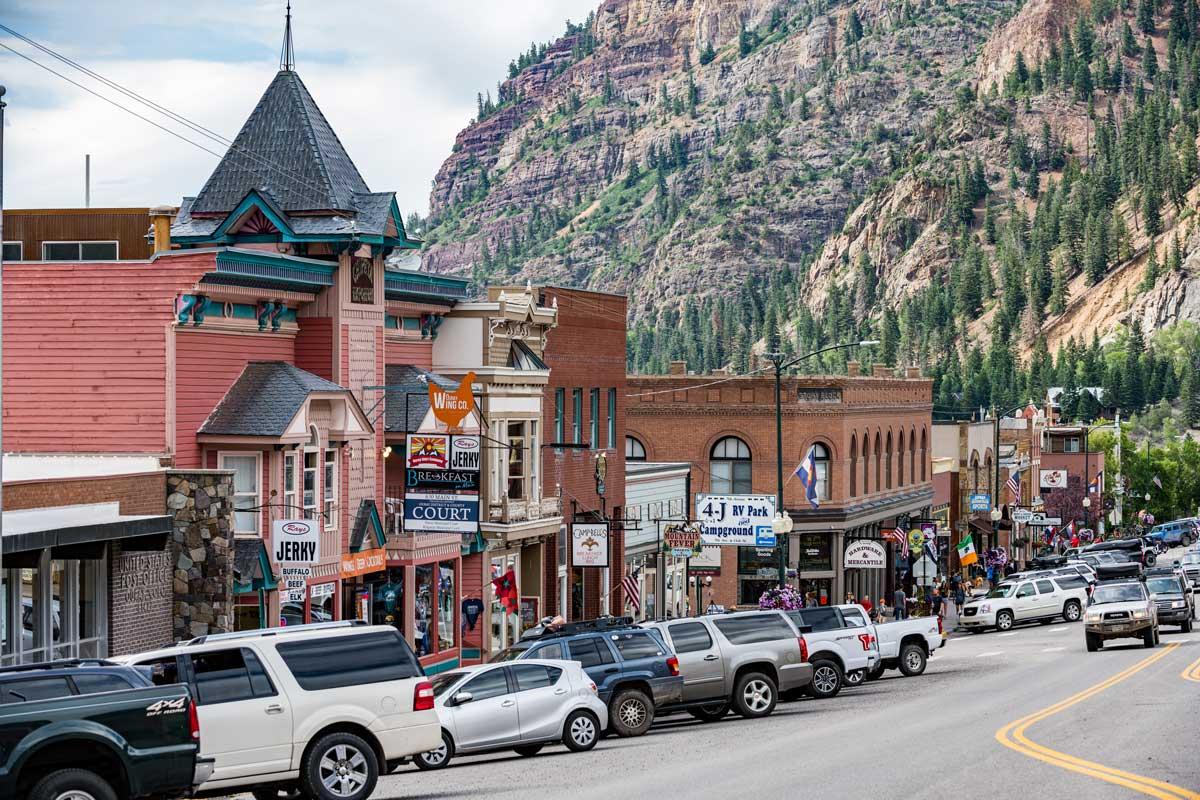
(1107, 624, 1129, 632)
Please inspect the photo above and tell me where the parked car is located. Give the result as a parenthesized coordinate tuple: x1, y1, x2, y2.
(118, 621, 440, 800)
(491, 617, 682, 737)
(960, 575, 1089, 632)
(778, 605, 875, 695)
(1084, 538, 1157, 566)
(0, 659, 210, 800)
(644, 609, 813, 719)
(1085, 580, 1159, 650)
(1147, 521, 1196, 548)
(408, 659, 605, 770)
(1178, 552, 1200, 588)
(1145, 569, 1195, 631)
(838, 605, 944, 682)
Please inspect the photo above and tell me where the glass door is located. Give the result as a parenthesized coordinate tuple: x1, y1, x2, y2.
(489, 553, 519, 654)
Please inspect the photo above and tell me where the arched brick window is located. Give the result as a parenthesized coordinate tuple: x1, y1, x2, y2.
(711, 436, 752, 494)
(897, 429, 906, 487)
(920, 427, 928, 481)
(849, 437, 858, 497)
(874, 431, 882, 494)
(861, 433, 870, 494)
(626, 435, 647, 461)
(885, 431, 893, 490)
(811, 442, 831, 500)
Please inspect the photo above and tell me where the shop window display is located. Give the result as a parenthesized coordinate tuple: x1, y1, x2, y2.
(437, 562, 455, 651)
(415, 565, 433, 657)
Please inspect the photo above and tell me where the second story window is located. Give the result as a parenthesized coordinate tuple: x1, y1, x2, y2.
(41, 241, 118, 261)
(303, 451, 318, 519)
(590, 389, 600, 448)
(812, 443, 831, 500)
(323, 449, 338, 528)
(710, 436, 752, 494)
(554, 388, 565, 443)
(607, 389, 616, 449)
(283, 452, 297, 516)
(220, 452, 261, 535)
(626, 436, 646, 462)
(1064, 436, 1081, 453)
(572, 389, 582, 444)
(1, 242, 21, 261)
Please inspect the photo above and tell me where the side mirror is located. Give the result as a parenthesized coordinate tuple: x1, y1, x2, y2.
(1174, 560, 1181, 567)
(452, 691, 473, 705)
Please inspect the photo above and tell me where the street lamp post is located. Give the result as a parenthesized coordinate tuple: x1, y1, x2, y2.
(989, 402, 1033, 555)
(763, 340, 879, 587)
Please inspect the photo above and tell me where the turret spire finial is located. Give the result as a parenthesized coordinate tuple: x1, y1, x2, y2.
(280, 1, 295, 71)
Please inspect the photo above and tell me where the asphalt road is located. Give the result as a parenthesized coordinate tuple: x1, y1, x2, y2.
(236, 546, 1200, 800)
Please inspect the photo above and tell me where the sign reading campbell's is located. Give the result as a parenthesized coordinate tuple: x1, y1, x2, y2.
(272, 519, 319, 564)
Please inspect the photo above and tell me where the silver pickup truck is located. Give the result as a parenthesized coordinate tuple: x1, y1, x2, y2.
(643, 610, 813, 722)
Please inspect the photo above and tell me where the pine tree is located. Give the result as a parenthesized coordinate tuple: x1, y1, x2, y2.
(1122, 321, 1147, 411)
(1185, 367, 1200, 427)
(1143, 181, 1163, 236)
(1138, 0, 1156, 34)
(1142, 244, 1160, 290)
(1143, 38, 1159, 78)
(699, 41, 716, 65)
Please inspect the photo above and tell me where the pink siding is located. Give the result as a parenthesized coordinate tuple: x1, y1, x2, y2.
(1, 254, 213, 453)
(385, 340, 433, 369)
(296, 317, 334, 380)
(174, 330, 295, 469)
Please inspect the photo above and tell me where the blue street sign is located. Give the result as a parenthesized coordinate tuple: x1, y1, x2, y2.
(754, 525, 777, 548)
(969, 493, 991, 512)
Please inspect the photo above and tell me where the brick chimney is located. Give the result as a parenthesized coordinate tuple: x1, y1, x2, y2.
(149, 205, 175, 253)
(669, 360, 687, 376)
(906, 366, 921, 378)
(847, 360, 860, 377)
(872, 364, 891, 378)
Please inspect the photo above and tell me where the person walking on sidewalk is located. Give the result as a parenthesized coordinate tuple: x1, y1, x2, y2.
(954, 582, 966, 615)
(893, 587, 907, 620)
(930, 587, 944, 620)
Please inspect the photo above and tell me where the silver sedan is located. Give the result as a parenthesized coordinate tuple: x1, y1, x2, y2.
(412, 659, 608, 770)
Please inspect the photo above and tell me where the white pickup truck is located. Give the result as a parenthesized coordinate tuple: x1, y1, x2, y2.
(864, 608, 946, 680)
(787, 604, 946, 687)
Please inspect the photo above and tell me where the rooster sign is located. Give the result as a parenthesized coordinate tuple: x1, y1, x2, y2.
(429, 371, 476, 432)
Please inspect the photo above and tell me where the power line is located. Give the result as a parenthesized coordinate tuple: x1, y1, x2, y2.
(626, 365, 772, 397)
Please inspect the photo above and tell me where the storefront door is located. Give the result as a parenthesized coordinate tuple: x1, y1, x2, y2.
(490, 552, 520, 654)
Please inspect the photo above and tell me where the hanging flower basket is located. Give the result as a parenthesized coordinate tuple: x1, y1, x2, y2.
(758, 585, 804, 611)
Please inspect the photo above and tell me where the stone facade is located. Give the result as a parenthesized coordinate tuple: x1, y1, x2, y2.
(109, 543, 173, 655)
(167, 469, 235, 641)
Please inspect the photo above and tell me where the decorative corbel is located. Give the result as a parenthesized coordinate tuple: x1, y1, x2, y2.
(257, 302, 276, 332)
(177, 294, 198, 325)
(270, 302, 286, 332)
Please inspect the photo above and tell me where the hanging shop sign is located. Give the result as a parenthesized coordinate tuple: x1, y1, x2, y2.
(450, 435, 481, 471)
(407, 434, 450, 469)
(351, 257, 375, 304)
(281, 565, 312, 601)
(572, 523, 610, 567)
(428, 372, 476, 430)
(663, 522, 703, 559)
(969, 493, 991, 512)
(844, 540, 886, 569)
(1039, 469, 1068, 489)
(405, 468, 481, 492)
(404, 492, 480, 533)
(1012, 508, 1033, 524)
(688, 545, 723, 576)
(272, 519, 319, 565)
(695, 494, 777, 547)
(340, 548, 387, 579)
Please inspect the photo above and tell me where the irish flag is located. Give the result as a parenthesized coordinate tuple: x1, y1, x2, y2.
(956, 537, 979, 567)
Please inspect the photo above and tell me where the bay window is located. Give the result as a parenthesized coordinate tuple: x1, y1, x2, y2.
(323, 449, 338, 528)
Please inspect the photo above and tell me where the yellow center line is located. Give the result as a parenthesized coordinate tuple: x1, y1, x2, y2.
(1183, 655, 1200, 683)
(996, 642, 1200, 800)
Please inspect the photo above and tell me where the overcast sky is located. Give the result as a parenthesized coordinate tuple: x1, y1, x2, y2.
(0, 0, 597, 216)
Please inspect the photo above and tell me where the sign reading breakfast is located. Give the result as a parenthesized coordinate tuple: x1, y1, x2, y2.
(571, 522, 609, 567)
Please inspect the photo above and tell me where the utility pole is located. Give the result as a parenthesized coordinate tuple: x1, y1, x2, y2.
(1, 85, 7, 581)
(1114, 410, 1123, 530)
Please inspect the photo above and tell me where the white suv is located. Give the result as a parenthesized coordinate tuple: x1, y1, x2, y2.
(117, 621, 440, 800)
(960, 576, 1089, 632)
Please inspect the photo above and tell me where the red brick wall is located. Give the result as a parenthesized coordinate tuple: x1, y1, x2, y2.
(174, 330, 295, 469)
(296, 317, 334, 380)
(539, 288, 627, 618)
(1, 252, 214, 454)
(3, 471, 166, 514)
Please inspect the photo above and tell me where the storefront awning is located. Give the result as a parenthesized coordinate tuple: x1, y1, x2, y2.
(233, 538, 278, 594)
(1, 502, 172, 556)
(350, 499, 386, 552)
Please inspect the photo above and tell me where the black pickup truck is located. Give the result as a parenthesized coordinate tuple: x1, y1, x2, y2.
(0, 659, 210, 800)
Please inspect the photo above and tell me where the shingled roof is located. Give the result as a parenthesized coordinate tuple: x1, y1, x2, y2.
(383, 365, 458, 433)
(191, 69, 369, 214)
(200, 361, 353, 437)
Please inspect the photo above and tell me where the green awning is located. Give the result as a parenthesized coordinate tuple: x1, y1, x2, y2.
(233, 538, 278, 594)
(350, 499, 387, 551)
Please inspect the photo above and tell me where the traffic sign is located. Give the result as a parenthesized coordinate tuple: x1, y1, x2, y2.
(1026, 512, 1062, 527)
(912, 556, 938, 586)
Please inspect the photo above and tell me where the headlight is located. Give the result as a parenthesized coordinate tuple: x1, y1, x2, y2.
(1173, 601, 1186, 609)
(979, 603, 991, 613)
(1086, 612, 1102, 622)
(1131, 610, 1149, 620)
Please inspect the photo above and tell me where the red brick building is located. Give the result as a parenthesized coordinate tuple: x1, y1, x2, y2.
(538, 287, 627, 623)
(627, 363, 934, 608)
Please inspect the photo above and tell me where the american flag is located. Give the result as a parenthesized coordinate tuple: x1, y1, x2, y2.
(883, 528, 909, 559)
(1005, 469, 1022, 504)
(621, 571, 641, 614)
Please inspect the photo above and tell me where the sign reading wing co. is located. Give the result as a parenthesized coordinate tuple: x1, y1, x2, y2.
(844, 540, 886, 569)
(429, 371, 476, 430)
(272, 519, 319, 564)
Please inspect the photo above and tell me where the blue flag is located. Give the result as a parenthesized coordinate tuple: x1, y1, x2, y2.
(793, 446, 820, 509)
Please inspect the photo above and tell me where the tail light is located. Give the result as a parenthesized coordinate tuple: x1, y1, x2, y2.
(187, 698, 200, 743)
(413, 681, 435, 712)
(666, 656, 680, 677)
(587, 680, 598, 694)
(798, 636, 809, 662)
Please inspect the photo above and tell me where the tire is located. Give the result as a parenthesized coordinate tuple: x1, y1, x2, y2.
(562, 709, 600, 752)
(844, 668, 867, 687)
(609, 688, 653, 737)
(1086, 632, 1100, 652)
(28, 769, 118, 800)
(732, 671, 778, 718)
(808, 659, 843, 699)
(1146, 553, 1157, 567)
(996, 610, 1015, 631)
(1153, 627, 1161, 645)
(898, 644, 927, 677)
(1182, 617, 1193, 633)
(301, 731, 379, 800)
(514, 743, 544, 757)
(1143, 627, 1156, 648)
(252, 788, 305, 800)
(687, 702, 729, 722)
(413, 729, 454, 771)
(1063, 600, 1082, 623)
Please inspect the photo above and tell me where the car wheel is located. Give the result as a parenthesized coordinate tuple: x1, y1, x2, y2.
(996, 610, 1014, 631)
(252, 787, 305, 800)
(1063, 600, 1082, 623)
(687, 702, 729, 722)
(562, 710, 600, 752)
(1183, 617, 1193, 633)
(808, 659, 843, 699)
(1143, 628, 1156, 648)
(413, 730, 454, 771)
(514, 743, 544, 757)
(899, 644, 927, 677)
(733, 671, 778, 717)
(845, 668, 867, 687)
(1085, 632, 1100, 652)
(1153, 626, 1161, 645)
(1146, 553, 1157, 567)
(29, 769, 118, 800)
(609, 688, 653, 737)
(302, 731, 379, 800)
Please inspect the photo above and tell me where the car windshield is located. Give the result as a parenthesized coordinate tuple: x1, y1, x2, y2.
(1146, 578, 1182, 594)
(489, 642, 533, 662)
(985, 584, 1015, 599)
(430, 671, 467, 698)
(1092, 584, 1146, 604)
(1181, 555, 1200, 565)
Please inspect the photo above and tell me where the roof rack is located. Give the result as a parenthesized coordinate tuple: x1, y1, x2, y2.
(0, 658, 119, 675)
(185, 619, 368, 646)
(526, 616, 639, 640)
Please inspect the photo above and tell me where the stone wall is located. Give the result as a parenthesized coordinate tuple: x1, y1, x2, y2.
(167, 470, 235, 641)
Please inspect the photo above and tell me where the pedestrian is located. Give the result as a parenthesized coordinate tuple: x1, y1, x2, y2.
(893, 587, 907, 620)
(930, 587, 944, 619)
(954, 583, 966, 615)
(845, 592, 855, 605)
(875, 598, 888, 621)
(859, 595, 873, 616)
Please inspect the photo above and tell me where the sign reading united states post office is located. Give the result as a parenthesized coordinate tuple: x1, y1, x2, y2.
(695, 494, 777, 547)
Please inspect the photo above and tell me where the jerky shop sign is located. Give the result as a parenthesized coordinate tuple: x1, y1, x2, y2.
(272, 519, 319, 564)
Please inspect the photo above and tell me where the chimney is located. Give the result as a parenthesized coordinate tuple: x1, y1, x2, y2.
(847, 360, 860, 377)
(669, 360, 687, 376)
(905, 366, 921, 378)
(872, 364, 891, 378)
(149, 206, 175, 254)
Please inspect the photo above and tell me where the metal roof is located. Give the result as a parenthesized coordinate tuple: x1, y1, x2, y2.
(383, 365, 457, 433)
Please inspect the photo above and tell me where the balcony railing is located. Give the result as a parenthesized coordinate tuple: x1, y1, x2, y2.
(489, 495, 561, 525)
